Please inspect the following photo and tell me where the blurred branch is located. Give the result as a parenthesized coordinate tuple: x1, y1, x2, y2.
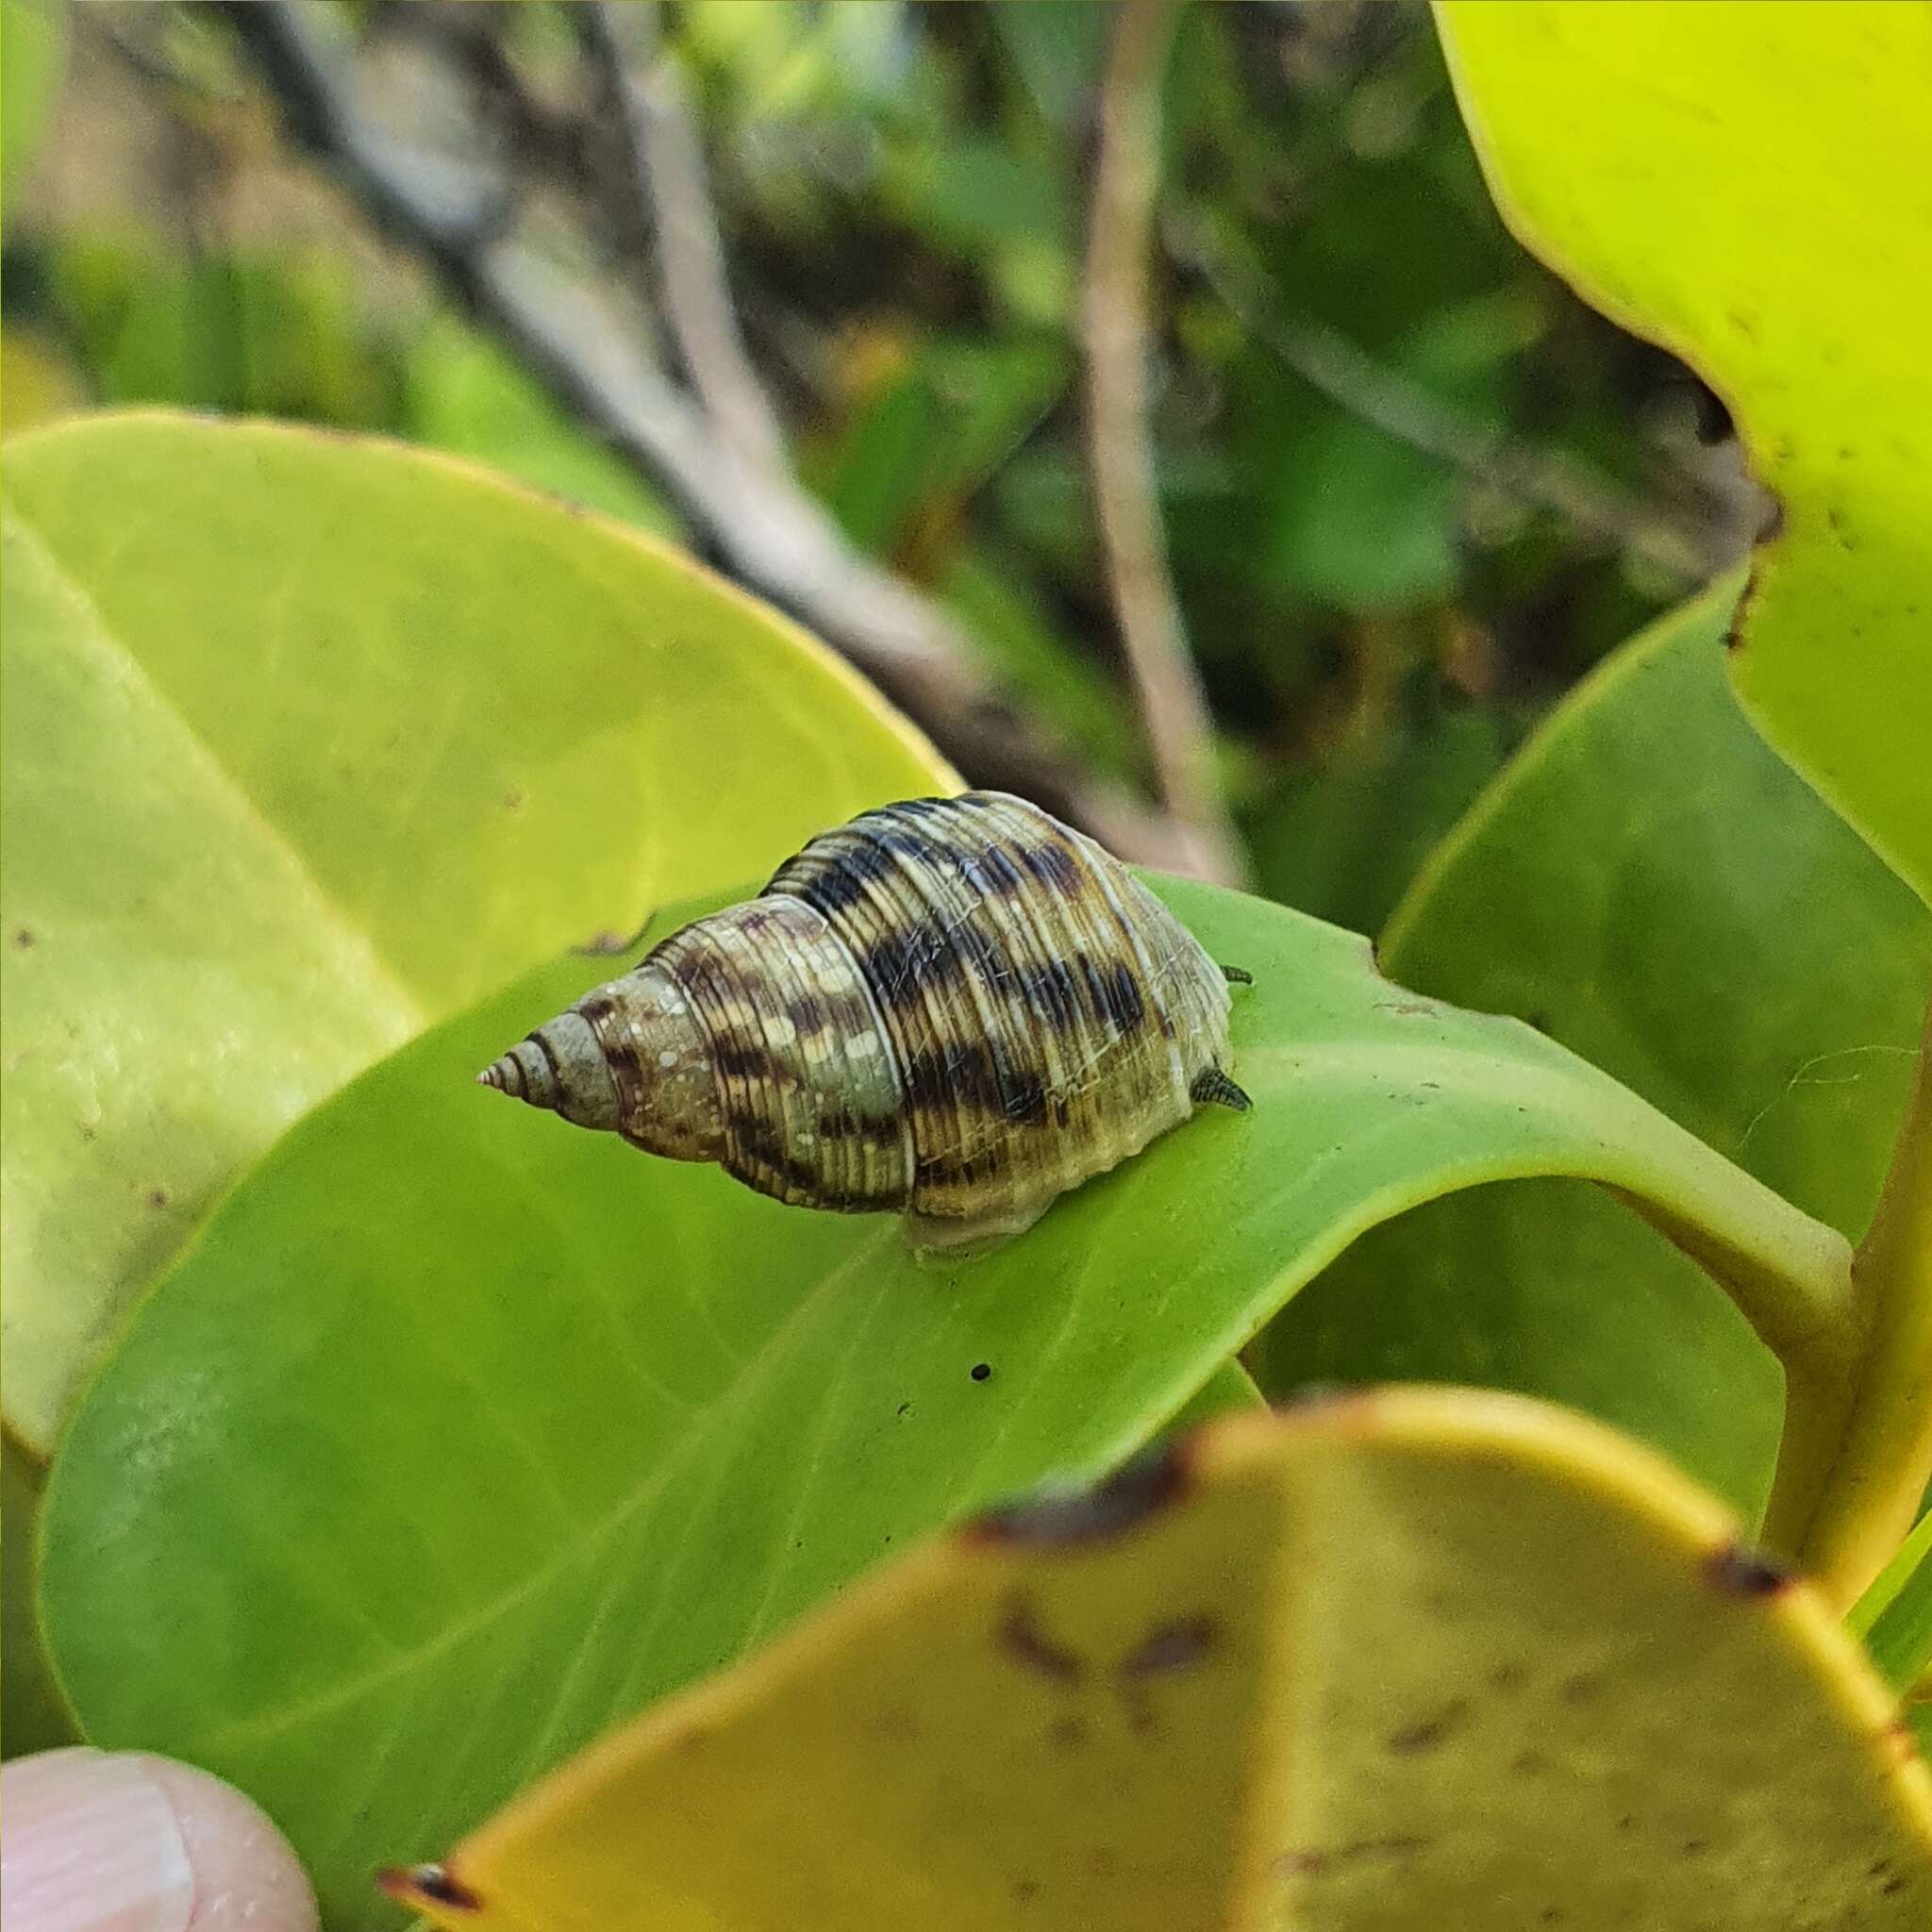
(217, 1, 1204, 872)
(1085, 0, 1247, 888)
(1168, 212, 1732, 583)
(578, 3, 786, 473)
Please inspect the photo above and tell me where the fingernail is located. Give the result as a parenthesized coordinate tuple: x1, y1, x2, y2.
(0, 1749, 316, 1932)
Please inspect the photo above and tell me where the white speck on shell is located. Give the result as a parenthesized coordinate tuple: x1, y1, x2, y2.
(657, 1050, 679, 1070)
(763, 1015, 797, 1046)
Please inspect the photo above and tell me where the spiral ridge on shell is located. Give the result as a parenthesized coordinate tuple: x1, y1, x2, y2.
(479, 792, 1246, 1249)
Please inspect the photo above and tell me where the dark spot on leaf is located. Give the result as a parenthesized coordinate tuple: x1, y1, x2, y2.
(1724, 569, 1764, 653)
(1118, 1616, 1216, 1678)
(1559, 1674, 1602, 1705)
(1879, 1717, 1919, 1763)
(1011, 1878, 1039, 1904)
(971, 1362, 991, 1383)
(1047, 1713, 1089, 1750)
(997, 1593, 1084, 1683)
(1681, 1839, 1708, 1857)
(1086, 1846, 1118, 1878)
(1540, 1909, 1565, 1926)
(1490, 1662, 1527, 1692)
(1882, 1875, 1907, 1896)
(1707, 1542, 1793, 1596)
(1510, 1751, 1547, 1777)
(895, 1401, 911, 1417)
(1386, 1698, 1469, 1755)
(971, 1439, 1187, 1547)
(1275, 1837, 1424, 1879)
(1616, 1815, 1637, 1833)
(11, 928, 33, 949)
(502, 789, 524, 811)
(148, 1188, 171, 1209)
(380, 1865, 479, 1911)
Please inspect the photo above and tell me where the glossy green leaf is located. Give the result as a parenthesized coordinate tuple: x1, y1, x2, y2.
(1852, 1514, 1932, 1698)
(403, 319, 679, 540)
(1257, 584, 1932, 1525)
(42, 873, 1855, 1924)
(390, 1391, 1932, 1932)
(1437, 1, 1932, 901)
(0, 411, 949, 1452)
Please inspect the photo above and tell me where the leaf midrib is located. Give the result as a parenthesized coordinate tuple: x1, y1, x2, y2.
(1, 496, 428, 1031)
(188, 1209, 901, 1756)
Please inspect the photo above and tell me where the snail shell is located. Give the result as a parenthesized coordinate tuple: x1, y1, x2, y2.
(479, 792, 1250, 1252)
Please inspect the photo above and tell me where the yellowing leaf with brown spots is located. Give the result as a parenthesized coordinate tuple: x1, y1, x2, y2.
(1436, 2, 1932, 904)
(388, 1391, 1932, 1932)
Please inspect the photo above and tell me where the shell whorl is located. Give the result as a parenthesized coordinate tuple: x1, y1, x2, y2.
(478, 792, 1242, 1242)
(477, 1011, 619, 1131)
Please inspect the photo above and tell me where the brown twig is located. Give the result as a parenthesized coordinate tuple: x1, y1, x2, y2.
(1167, 209, 1729, 583)
(217, 1, 1204, 873)
(577, 3, 786, 474)
(1085, 0, 1247, 887)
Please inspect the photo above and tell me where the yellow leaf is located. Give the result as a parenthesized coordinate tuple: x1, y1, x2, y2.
(389, 1391, 1932, 1931)
(1437, 1, 1932, 904)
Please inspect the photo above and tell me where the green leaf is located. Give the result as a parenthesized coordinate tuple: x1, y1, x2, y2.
(42, 873, 1855, 1924)
(403, 318, 680, 539)
(0, 411, 949, 1452)
(0, 0, 65, 200)
(1257, 300, 1521, 613)
(389, 1391, 1932, 1932)
(1256, 583, 1932, 1527)
(1851, 1514, 1932, 1697)
(1437, 1, 1932, 901)
(3, 1432, 76, 1757)
(1243, 688, 1510, 938)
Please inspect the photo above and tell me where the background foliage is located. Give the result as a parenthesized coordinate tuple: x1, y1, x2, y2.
(3, 0, 1756, 929)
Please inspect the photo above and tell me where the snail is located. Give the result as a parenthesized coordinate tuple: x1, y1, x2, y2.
(478, 792, 1251, 1253)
